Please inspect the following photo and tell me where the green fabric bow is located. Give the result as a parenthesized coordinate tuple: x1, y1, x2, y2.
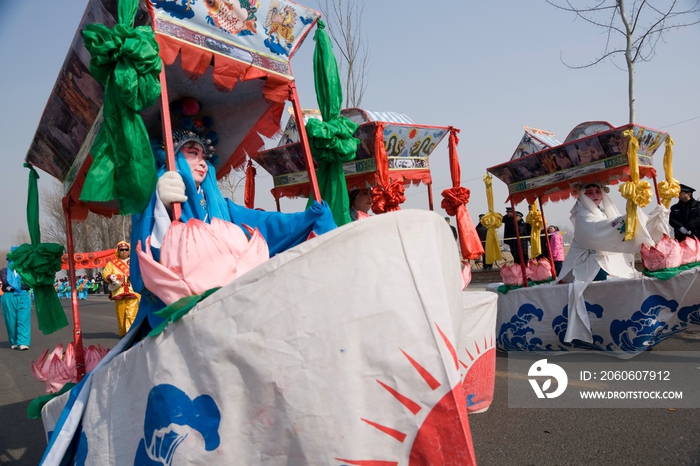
(7, 165, 67, 335)
(80, 0, 161, 215)
(305, 20, 360, 227)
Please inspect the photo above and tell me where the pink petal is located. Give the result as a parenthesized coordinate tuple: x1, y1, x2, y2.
(501, 263, 524, 286)
(210, 218, 250, 257)
(461, 265, 472, 289)
(680, 237, 700, 265)
(231, 228, 270, 278)
(137, 240, 193, 306)
(47, 354, 77, 394)
(160, 221, 186, 274)
(31, 359, 48, 383)
(180, 219, 241, 295)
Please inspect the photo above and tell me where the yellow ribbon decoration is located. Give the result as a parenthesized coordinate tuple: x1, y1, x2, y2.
(618, 130, 652, 240)
(482, 173, 503, 264)
(657, 136, 680, 208)
(526, 202, 543, 258)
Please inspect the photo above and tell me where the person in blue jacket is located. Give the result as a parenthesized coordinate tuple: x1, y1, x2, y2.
(0, 251, 32, 350)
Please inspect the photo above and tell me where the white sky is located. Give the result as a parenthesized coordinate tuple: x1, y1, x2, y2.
(0, 1, 698, 249)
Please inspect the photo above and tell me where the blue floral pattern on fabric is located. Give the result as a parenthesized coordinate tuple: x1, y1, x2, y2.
(498, 303, 553, 351)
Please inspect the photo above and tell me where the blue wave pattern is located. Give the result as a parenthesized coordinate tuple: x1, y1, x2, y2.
(498, 295, 700, 354)
(134, 384, 221, 466)
(498, 303, 554, 351)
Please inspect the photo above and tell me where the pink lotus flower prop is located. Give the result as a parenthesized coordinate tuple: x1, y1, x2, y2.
(461, 263, 472, 289)
(680, 236, 700, 265)
(641, 235, 682, 271)
(137, 218, 269, 306)
(500, 263, 524, 286)
(31, 343, 109, 393)
(526, 258, 552, 282)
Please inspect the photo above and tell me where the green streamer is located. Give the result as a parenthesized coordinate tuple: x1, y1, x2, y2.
(305, 20, 359, 227)
(80, 0, 162, 215)
(642, 262, 700, 281)
(27, 383, 76, 420)
(8, 165, 67, 335)
(148, 287, 221, 337)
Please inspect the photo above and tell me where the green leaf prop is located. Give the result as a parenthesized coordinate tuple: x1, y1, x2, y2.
(7, 165, 68, 335)
(80, 0, 162, 215)
(305, 20, 360, 227)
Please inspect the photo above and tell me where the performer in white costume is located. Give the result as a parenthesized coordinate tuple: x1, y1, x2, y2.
(557, 182, 669, 343)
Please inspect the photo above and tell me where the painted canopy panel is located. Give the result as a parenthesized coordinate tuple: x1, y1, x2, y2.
(511, 126, 562, 160)
(150, 0, 320, 76)
(255, 109, 448, 192)
(487, 124, 667, 203)
(25, 0, 149, 183)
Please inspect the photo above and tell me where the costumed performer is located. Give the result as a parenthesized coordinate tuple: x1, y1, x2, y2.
(103, 241, 140, 336)
(348, 187, 372, 221)
(76, 275, 88, 300)
(131, 98, 336, 329)
(557, 182, 669, 343)
(0, 250, 32, 350)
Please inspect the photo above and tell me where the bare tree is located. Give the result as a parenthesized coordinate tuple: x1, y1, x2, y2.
(547, 0, 700, 123)
(318, 0, 370, 108)
(218, 170, 246, 203)
(41, 180, 131, 255)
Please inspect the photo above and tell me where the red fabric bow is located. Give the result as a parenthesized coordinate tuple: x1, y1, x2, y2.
(371, 180, 406, 214)
(441, 186, 471, 216)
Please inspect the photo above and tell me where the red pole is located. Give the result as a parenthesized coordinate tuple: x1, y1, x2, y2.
(157, 67, 180, 222)
(651, 173, 661, 205)
(288, 81, 322, 203)
(63, 203, 86, 381)
(510, 199, 528, 287)
(538, 197, 557, 281)
(275, 193, 281, 212)
(427, 182, 434, 211)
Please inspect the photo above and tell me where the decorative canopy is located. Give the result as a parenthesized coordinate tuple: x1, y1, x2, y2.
(254, 108, 449, 199)
(24, 0, 320, 219)
(487, 122, 667, 205)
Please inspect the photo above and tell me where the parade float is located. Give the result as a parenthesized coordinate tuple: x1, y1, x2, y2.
(485, 122, 700, 358)
(24, 0, 494, 464)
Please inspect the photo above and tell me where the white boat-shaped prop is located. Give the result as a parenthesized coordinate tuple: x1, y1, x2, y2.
(486, 122, 700, 358)
(41, 211, 489, 465)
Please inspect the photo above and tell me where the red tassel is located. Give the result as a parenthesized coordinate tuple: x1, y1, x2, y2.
(244, 159, 256, 209)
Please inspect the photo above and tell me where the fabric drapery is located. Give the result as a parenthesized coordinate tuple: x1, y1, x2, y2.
(371, 180, 406, 214)
(7, 165, 67, 335)
(657, 136, 680, 209)
(80, 0, 162, 215)
(442, 127, 484, 260)
(482, 174, 503, 264)
(619, 130, 652, 240)
(304, 20, 359, 227)
(244, 159, 256, 209)
(526, 203, 543, 258)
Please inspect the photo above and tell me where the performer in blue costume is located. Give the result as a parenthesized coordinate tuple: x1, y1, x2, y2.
(76, 275, 88, 300)
(131, 98, 336, 329)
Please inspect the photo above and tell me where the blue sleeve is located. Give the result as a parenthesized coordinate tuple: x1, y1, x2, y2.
(227, 201, 337, 256)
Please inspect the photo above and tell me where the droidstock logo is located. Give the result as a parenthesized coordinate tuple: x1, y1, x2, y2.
(528, 359, 568, 399)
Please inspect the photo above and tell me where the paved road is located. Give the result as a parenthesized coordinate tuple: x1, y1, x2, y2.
(0, 294, 120, 465)
(1, 291, 699, 465)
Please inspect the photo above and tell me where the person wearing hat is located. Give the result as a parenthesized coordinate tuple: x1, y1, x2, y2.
(669, 184, 700, 242)
(132, 97, 337, 329)
(503, 207, 530, 265)
(102, 241, 140, 336)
